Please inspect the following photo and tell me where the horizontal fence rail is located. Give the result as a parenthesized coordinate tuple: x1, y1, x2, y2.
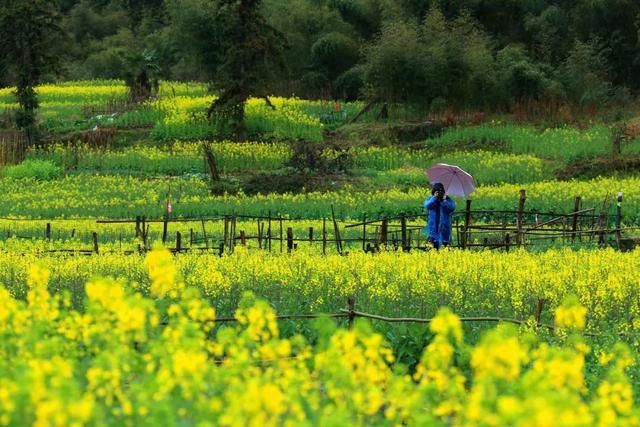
(159, 297, 610, 338)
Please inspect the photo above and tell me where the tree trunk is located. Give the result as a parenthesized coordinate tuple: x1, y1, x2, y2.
(207, 88, 249, 141)
(612, 123, 624, 158)
(231, 101, 248, 141)
(203, 143, 221, 181)
(263, 96, 276, 110)
(349, 97, 381, 124)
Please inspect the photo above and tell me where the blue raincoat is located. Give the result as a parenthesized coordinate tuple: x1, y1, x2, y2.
(423, 196, 456, 245)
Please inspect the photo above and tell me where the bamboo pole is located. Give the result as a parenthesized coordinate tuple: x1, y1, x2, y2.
(516, 189, 526, 247)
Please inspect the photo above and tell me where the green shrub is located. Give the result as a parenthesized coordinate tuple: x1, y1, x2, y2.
(1, 159, 63, 180)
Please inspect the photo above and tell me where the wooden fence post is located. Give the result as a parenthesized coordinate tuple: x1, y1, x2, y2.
(400, 213, 408, 252)
(612, 123, 624, 157)
(223, 216, 229, 249)
(231, 213, 237, 253)
(287, 227, 294, 252)
(380, 218, 388, 246)
(45, 223, 51, 240)
(347, 297, 355, 330)
(616, 192, 623, 249)
(362, 214, 367, 252)
(322, 218, 327, 255)
(516, 189, 526, 247)
(267, 211, 271, 252)
(462, 199, 472, 249)
(142, 217, 149, 250)
(135, 216, 141, 238)
(176, 231, 182, 252)
(534, 298, 546, 327)
(240, 230, 246, 246)
(92, 232, 99, 254)
(268, 211, 272, 252)
(162, 218, 168, 244)
(309, 227, 314, 244)
(201, 218, 209, 250)
(571, 196, 581, 243)
(331, 206, 343, 254)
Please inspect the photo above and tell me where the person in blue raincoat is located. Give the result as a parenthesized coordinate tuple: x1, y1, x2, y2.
(423, 182, 456, 249)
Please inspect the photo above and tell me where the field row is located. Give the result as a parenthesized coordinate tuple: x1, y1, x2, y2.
(0, 248, 637, 425)
(0, 82, 359, 140)
(0, 247, 636, 329)
(0, 175, 635, 221)
(4, 82, 640, 162)
(16, 123, 640, 168)
(426, 123, 640, 161)
(19, 142, 551, 184)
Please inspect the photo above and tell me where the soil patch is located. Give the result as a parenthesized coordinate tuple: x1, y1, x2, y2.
(327, 121, 451, 149)
(388, 121, 447, 143)
(242, 172, 350, 195)
(425, 137, 509, 153)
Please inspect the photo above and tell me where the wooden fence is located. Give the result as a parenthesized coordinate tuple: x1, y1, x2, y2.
(169, 296, 612, 342)
(81, 99, 137, 117)
(88, 190, 637, 255)
(0, 130, 26, 166)
(0, 189, 635, 255)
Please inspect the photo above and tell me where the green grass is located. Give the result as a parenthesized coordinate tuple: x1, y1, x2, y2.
(27, 141, 291, 176)
(1, 160, 62, 180)
(353, 151, 550, 186)
(426, 123, 640, 162)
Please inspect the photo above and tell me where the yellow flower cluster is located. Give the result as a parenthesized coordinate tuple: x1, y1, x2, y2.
(150, 94, 330, 141)
(0, 247, 638, 335)
(144, 247, 182, 297)
(0, 81, 126, 105)
(0, 248, 637, 426)
(555, 297, 588, 330)
(0, 170, 638, 219)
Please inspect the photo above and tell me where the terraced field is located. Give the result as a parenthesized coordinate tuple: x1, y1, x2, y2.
(1, 81, 640, 425)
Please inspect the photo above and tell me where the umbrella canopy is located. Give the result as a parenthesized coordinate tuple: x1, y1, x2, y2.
(426, 163, 476, 198)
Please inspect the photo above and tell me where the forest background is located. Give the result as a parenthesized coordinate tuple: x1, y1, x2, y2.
(1, 0, 639, 114)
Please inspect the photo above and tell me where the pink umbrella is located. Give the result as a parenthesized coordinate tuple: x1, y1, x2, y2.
(426, 163, 476, 198)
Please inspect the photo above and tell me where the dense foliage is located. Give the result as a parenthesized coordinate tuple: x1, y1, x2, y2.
(168, 0, 288, 137)
(0, 0, 64, 138)
(1, 0, 639, 111)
